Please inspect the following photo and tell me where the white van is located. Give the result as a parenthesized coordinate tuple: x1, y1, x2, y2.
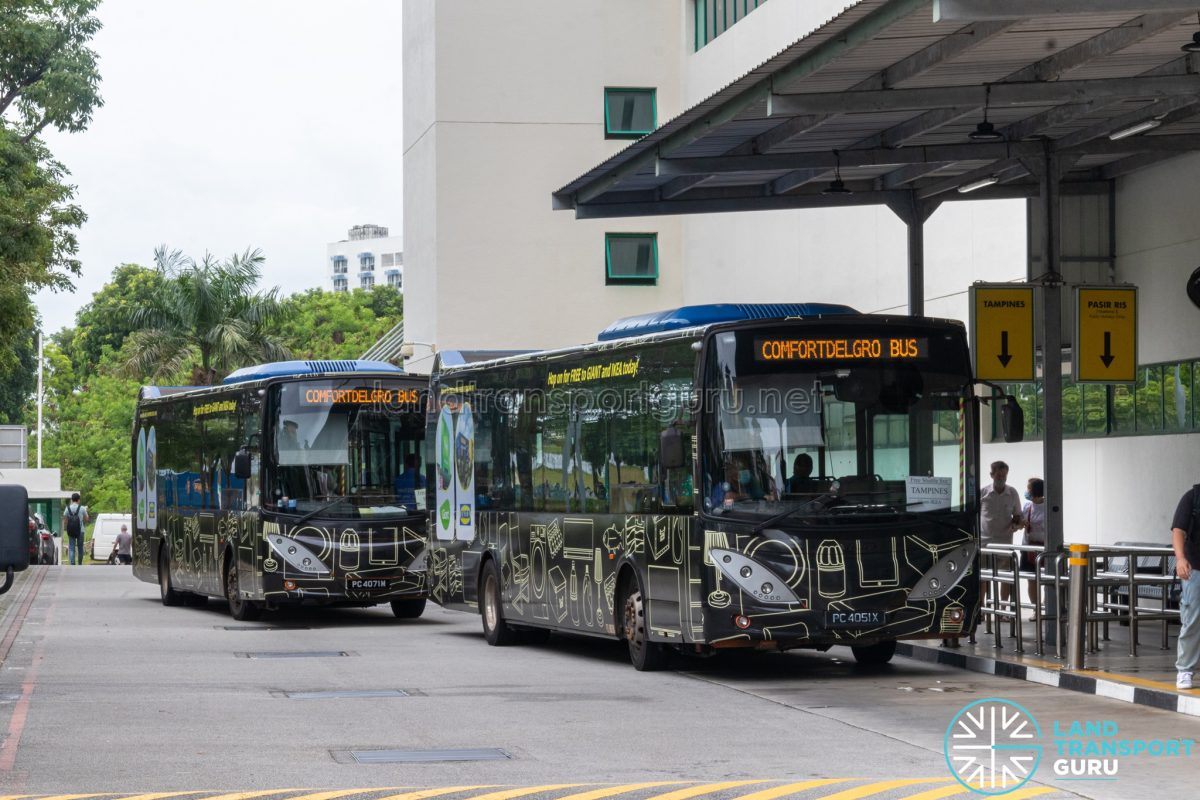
(90, 513, 131, 562)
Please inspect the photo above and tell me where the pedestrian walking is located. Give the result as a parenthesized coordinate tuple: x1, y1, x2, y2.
(113, 523, 132, 565)
(1172, 482, 1200, 689)
(980, 460, 1024, 604)
(62, 492, 90, 566)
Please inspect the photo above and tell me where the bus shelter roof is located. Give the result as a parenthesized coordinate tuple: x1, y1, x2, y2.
(552, 0, 1200, 219)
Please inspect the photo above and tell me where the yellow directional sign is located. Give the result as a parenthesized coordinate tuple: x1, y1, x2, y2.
(1075, 286, 1137, 383)
(970, 284, 1035, 381)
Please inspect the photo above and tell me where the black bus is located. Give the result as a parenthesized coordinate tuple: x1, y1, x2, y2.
(132, 360, 429, 620)
(426, 304, 1017, 669)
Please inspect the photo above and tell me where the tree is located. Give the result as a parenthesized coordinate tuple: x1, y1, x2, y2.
(124, 245, 292, 385)
(272, 286, 403, 361)
(65, 263, 164, 376)
(0, 318, 36, 424)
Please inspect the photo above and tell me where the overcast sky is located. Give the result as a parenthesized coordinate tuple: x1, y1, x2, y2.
(36, 0, 404, 334)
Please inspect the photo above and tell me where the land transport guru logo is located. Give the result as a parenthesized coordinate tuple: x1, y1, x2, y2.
(944, 697, 1195, 794)
(944, 698, 1041, 795)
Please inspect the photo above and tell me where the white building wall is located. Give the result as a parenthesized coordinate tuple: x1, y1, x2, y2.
(326, 233, 404, 292)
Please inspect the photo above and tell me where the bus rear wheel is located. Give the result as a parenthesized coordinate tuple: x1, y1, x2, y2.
(158, 546, 182, 607)
(480, 560, 516, 646)
(622, 583, 668, 671)
(390, 597, 427, 619)
(851, 639, 896, 666)
(225, 558, 261, 622)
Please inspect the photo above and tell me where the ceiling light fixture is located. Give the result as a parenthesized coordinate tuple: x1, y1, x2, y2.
(969, 84, 1004, 141)
(1183, 13, 1200, 53)
(822, 150, 853, 195)
(957, 175, 1000, 194)
(1109, 118, 1162, 141)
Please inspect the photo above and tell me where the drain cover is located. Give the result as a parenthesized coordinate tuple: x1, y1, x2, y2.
(337, 748, 512, 764)
(284, 689, 410, 700)
(237, 651, 354, 659)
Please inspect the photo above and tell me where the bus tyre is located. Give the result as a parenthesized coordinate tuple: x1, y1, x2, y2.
(159, 547, 183, 607)
(480, 560, 517, 646)
(622, 584, 668, 671)
(225, 559, 261, 622)
(390, 597, 427, 619)
(851, 639, 896, 666)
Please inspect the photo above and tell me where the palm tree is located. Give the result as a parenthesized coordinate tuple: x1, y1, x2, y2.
(124, 245, 291, 384)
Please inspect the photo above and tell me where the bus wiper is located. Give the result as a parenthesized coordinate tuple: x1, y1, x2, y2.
(750, 494, 835, 533)
(290, 496, 352, 527)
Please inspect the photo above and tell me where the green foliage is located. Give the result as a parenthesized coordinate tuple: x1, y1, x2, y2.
(40, 344, 140, 513)
(65, 263, 163, 376)
(0, 0, 103, 139)
(124, 245, 292, 385)
(273, 286, 403, 360)
(0, 321, 36, 423)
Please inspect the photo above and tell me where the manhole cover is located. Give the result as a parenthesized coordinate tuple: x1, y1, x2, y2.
(335, 748, 512, 764)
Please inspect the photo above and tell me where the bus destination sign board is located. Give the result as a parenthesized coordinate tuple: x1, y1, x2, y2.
(755, 337, 928, 363)
(301, 387, 421, 406)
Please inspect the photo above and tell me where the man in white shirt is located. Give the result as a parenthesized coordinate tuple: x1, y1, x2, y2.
(980, 460, 1024, 604)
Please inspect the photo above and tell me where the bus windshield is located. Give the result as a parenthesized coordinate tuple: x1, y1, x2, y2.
(268, 378, 426, 518)
(703, 324, 975, 522)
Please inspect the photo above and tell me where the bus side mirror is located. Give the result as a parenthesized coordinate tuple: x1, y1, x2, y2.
(0, 485, 31, 593)
(1001, 396, 1024, 443)
(233, 449, 253, 480)
(660, 426, 686, 471)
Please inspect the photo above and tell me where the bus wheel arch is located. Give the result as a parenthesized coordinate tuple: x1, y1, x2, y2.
(617, 565, 669, 671)
(224, 547, 261, 622)
(478, 555, 516, 646)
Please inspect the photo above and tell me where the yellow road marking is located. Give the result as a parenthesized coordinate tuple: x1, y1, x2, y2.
(893, 785, 968, 800)
(457, 786, 588, 800)
(813, 780, 952, 799)
(642, 782, 771, 800)
(551, 783, 691, 800)
(288, 793, 402, 800)
(189, 791, 308, 800)
(727, 780, 852, 800)
(111, 793, 207, 800)
(374, 788, 503, 800)
(22, 796, 116, 800)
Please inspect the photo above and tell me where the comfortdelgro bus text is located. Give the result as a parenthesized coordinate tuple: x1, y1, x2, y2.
(426, 304, 1011, 670)
(131, 360, 429, 620)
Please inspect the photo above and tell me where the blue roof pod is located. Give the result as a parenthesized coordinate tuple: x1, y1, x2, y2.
(597, 303, 858, 342)
(222, 359, 404, 385)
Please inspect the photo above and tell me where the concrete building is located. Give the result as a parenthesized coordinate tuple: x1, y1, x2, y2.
(327, 224, 404, 293)
(402, 0, 1200, 547)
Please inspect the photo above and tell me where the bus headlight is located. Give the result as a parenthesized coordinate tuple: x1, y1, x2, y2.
(268, 534, 329, 575)
(710, 548, 801, 606)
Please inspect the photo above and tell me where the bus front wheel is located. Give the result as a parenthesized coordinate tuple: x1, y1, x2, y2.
(390, 597, 427, 619)
(622, 582, 668, 671)
(158, 546, 183, 607)
(851, 639, 896, 666)
(225, 557, 262, 622)
(480, 560, 516, 646)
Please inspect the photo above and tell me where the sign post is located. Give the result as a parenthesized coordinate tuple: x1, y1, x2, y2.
(1074, 285, 1137, 383)
(969, 284, 1035, 382)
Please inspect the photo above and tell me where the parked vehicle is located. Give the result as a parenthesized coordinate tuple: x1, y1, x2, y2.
(33, 513, 57, 565)
(91, 513, 131, 563)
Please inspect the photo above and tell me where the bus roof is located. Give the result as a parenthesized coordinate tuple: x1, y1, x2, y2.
(596, 303, 857, 342)
(221, 359, 404, 385)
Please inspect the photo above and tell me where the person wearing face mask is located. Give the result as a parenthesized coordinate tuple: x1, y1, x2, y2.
(61, 492, 90, 566)
(1020, 478, 1047, 618)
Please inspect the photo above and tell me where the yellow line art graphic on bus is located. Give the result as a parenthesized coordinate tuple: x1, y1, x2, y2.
(727, 780, 852, 800)
(373, 787, 503, 800)
(640, 781, 770, 800)
(550, 783, 690, 800)
(811, 780, 952, 800)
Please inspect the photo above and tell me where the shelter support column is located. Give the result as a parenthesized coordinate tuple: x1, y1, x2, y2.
(886, 192, 941, 317)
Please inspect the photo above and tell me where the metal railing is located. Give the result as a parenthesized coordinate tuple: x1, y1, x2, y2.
(978, 542, 1180, 665)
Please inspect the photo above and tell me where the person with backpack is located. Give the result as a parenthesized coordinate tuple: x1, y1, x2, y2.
(62, 492, 89, 566)
(1172, 483, 1200, 689)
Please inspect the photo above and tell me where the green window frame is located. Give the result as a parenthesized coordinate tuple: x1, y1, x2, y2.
(604, 88, 656, 139)
(605, 233, 658, 285)
(694, 0, 765, 50)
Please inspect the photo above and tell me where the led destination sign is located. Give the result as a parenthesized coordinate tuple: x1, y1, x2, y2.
(755, 337, 928, 362)
(301, 387, 421, 405)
